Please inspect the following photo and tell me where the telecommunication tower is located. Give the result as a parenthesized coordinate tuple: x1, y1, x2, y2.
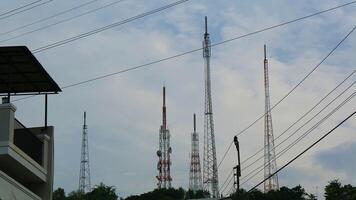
(202, 16, 219, 198)
(156, 86, 172, 189)
(263, 45, 279, 192)
(79, 112, 91, 193)
(189, 114, 203, 191)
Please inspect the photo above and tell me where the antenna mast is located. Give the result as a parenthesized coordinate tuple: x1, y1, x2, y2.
(189, 114, 203, 191)
(263, 45, 279, 192)
(79, 112, 91, 193)
(156, 86, 172, 188)
(202, 16, 219, 198)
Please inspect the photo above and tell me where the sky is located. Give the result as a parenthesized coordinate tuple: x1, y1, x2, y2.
(0, 0, 355, 199)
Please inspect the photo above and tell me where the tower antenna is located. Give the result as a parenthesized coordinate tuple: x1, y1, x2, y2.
(79, 111, 91, 193)
(189, 114, 203, 192)
(263, 45, 279, 192)
(156, 86, 172, 189)
(202, 16, 219, 198)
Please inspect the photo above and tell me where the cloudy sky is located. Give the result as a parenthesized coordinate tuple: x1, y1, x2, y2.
(1, 0, 355, 198)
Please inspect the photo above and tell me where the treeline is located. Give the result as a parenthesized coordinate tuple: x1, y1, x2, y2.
(230, 180, 356, 200)
(53, 180, 356, 200)
(53, 183, 119, 200)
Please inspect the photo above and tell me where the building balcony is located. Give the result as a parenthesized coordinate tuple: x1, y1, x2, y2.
(0, 103, 54, 199)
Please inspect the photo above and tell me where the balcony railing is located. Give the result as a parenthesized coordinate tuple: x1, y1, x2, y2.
(14, 119, 43, 166)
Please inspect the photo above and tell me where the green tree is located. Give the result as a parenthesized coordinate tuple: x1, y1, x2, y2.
(53, 188, 66, 200)
(87, 183, 118, 200)
(325, 180, 344, 200)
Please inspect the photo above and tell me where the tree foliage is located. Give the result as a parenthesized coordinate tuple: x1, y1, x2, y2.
(54, 183, 119, 200)
(325, 180, 356, 200)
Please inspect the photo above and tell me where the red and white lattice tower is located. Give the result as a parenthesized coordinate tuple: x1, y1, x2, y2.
(263, 45, 279, 192)
(156, 86, 172, 189)
(189, 114, 203, 191)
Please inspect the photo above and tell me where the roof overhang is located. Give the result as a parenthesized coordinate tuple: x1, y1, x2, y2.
(0, 46, 61, 96)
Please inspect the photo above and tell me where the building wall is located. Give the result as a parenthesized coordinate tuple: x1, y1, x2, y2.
(0, 169, 41, 200)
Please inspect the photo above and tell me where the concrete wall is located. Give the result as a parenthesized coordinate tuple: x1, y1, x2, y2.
(0, 169, 40, 200)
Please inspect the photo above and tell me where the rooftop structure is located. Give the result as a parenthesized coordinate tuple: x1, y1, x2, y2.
(0, 46, 60, 200)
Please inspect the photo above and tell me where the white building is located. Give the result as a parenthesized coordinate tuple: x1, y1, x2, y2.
(0, 46, 61, 200)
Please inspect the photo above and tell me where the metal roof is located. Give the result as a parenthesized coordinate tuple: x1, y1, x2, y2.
(0, 46, 61, 96)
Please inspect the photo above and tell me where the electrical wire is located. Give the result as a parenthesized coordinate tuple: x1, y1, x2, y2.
(31, 0, 190, 53)
(216, 26, 356, 170)
(247, 111, 356, 192)
(31, 0, 356, 53)
(218, 71, 355, 192)
(11, 3, 355, 104)
(0, 0, 99, 36)
(219, 169, 234, 192)
(0, 0, 54, 21)
(241, 72, 355, 169)
(0, 0, 43, 17)
(241, 90, 355, 186)
(0, 0, 127, 42)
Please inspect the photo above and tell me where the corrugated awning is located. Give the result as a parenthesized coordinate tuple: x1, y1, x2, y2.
(0, 46, 61, 96)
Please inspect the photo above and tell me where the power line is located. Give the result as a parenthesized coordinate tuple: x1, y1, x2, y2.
(31, 0, 190, 53)
(31, 0, 356, 53)
(241, 71, 355, 169)
(247, 111, 356, 192)
(0, 0, 54, 21)
(0, 0, 127, 42)
(241, 87, 355, 184)
(241, 90, 355, 187)
(0, 0, 43, 17)
(11, 2, 355, 103)
(216, 25, 356, 170)
(0, 0, 98, 36)
(218, 71, 355, 192)
(219, 169, 233, 192)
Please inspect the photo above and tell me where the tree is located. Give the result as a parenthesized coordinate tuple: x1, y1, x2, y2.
(87, 183, 118, 200)
(325, 180, 344, 200)
(53, 188, 66, 200)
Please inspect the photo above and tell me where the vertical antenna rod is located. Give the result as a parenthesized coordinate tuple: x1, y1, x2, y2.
(263, 45, 279, 192)
(202, 16, 219, 198)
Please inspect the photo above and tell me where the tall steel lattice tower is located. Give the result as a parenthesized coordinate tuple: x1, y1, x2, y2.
(156, 86, 172, 189)
(263, 45, 279, 192)
(202, 16, 219, 198)
(79, 112, 91, 193)
(189, 114, 203, 191)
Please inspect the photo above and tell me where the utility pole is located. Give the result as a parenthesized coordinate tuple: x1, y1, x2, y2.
(233, 136, 241, 198)
(79, 112, 91, 194)
(202, 16, 219, 198)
